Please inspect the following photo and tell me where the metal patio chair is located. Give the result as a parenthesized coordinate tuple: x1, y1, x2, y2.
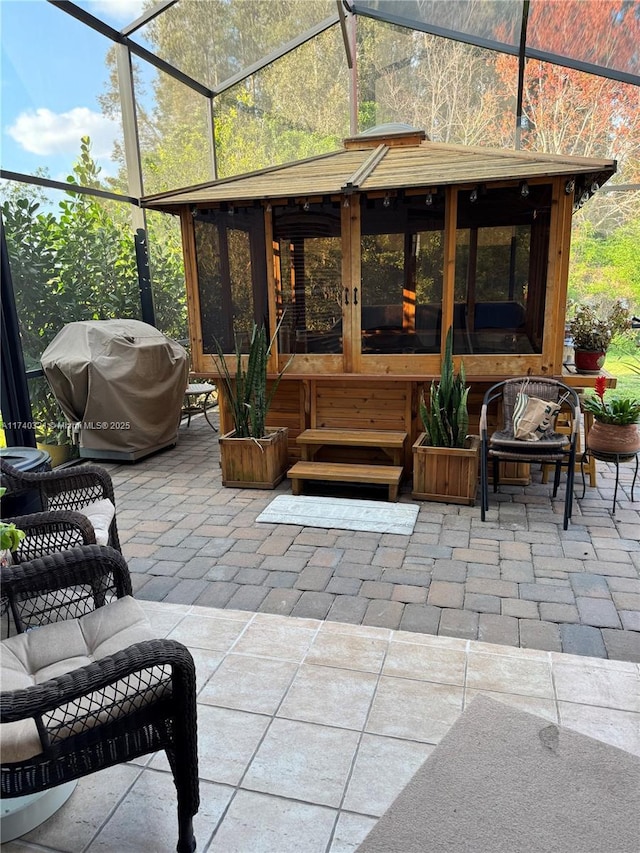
(479, 378, 580, 530)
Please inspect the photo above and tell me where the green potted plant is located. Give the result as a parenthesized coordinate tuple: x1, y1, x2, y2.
(214, 322, 291, 488)
(0, 488, 25, 566)
(582, 376, 640, 455)
(567, 301, 630, 374)
(412, 327, 480, 504)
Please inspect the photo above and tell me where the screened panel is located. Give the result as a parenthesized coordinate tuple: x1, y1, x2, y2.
(354, 0, 523, 46)
(1, 2, 126, 191)
(454, 184, 552, 355)
(273, 203, 343, 355)
(73, 1, 145, 29)
(0, 180, 141, 372)
(360, 195, 445, 354)
(194, 209, 268, 353)
(146, 210, 188, 343)
(133, 60, 214, 195)
(134, 0, 335, 91)
(527, 0, 640, 78)
(569, 189, 640, 305)
(520, 61, 639, 164)
(357, 19, 518, 146)
(214, 26, 349, 178)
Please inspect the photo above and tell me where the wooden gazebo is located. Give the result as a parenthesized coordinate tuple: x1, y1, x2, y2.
(143, 127, 616, 472)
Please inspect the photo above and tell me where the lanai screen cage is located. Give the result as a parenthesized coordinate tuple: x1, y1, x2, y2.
(1, 0, 638, 449)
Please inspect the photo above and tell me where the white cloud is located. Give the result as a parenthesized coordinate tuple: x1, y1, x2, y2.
(7, 107, 120, 159)
(89, 0, 145, 24)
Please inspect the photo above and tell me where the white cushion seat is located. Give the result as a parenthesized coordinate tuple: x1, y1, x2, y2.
(185, 382, 216, 395)
(1, 596, 159, 763)
(77, 498, 116, 545)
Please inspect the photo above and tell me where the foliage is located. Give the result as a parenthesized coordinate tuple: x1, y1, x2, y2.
(213, 323, 291, 439)
(419, 327, 469, 447)
(1, 139, 187, 439)
(568, 217, 640, 305)
(567, 300, 631, 351)
(0, 489, 25, 552)
(582, 377, 640, 425)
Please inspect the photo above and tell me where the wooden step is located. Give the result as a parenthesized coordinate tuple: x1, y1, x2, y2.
(296, 428, 407, 465)
(287, 461, 403, 502)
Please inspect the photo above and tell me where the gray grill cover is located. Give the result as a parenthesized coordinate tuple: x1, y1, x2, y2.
(41, 320, 189, 459)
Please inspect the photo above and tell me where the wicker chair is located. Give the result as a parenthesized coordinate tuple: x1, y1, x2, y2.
(3, 509, 97, 563)
(479, 378, 580, 530)
(0, 546, 199, 852)
(0, 460, 120, 551)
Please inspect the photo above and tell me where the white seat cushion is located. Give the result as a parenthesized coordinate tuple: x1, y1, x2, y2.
(185, 383, 215, 395)
(1, 596, 157, 763)
(78, 498, 115, 546)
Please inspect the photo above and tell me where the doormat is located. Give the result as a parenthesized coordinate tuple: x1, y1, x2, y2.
(256, 494, 420, 535)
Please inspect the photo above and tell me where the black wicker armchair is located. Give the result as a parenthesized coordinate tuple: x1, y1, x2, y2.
(479, 378, 580, 530)
(3, 509, 97, 563)
(0, 546, 199, 852)
(0, 460, 121, 551)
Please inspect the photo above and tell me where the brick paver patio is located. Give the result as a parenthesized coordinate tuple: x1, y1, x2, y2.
(104, 411, 640, 662)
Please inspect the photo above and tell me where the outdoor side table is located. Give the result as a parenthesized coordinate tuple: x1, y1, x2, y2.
(579, 447, 639, 515)
(182, 383, 218, 430)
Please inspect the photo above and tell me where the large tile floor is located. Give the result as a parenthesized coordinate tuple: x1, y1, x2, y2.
(5, 602, 639, 853)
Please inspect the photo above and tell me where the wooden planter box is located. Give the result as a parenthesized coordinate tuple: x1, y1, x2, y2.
(411, 433, 480, 505)
(219, 427, 289, 489)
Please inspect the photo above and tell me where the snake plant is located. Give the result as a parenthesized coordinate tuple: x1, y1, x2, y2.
(419, 326, 469, 447)
(213, 322, 291, 438)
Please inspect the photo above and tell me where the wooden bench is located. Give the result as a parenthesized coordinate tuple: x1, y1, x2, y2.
(296, 428, 407, 466)
(287, 461, 403, 502)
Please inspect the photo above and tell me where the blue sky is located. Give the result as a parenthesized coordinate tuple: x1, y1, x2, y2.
(1, 0, 145, 182)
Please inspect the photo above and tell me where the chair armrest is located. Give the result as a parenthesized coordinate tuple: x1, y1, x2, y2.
(1, 545, 132, 631)
(30, 465, 116, 508)
(5, 510, 97, 562)
(1, 639, 196, 763)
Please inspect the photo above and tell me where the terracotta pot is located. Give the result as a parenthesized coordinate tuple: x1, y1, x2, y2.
(587, 420, 640, 456)
(574, 349, 606, 374)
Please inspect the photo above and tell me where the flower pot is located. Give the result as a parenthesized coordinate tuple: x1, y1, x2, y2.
(411, 434, 480, 505)
(36, 443, 74, 468)
(587, 421, 640, 456)
(219, 427, 289, 489)
(574, 349, 606, 375)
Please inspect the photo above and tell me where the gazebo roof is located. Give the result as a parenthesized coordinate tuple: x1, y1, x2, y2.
(142, 129, 616, 213)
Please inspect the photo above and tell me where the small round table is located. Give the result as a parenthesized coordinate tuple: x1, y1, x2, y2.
(182, 383, 218, 430)
(579, 448, 639, 514)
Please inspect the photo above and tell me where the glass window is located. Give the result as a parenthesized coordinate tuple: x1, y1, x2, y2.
(360, 194, 445, 354)
(194, 207, 268, 353)
(272, 202, 343, 354)
(356, 18, 518, 147)
(454, 183, 552, 354)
